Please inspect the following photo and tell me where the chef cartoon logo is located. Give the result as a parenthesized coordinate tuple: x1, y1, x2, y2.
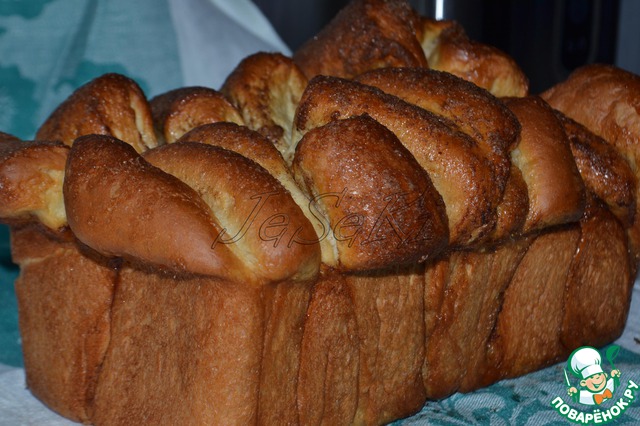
(550, 345, 639, 424)
(565, 346, 621, 406)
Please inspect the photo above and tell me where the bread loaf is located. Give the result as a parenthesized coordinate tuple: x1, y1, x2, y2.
(542, 63, 640, 262)
(36, 73, 157, 152)
(418, 17, 529, 96)
(150, 86, 244, 143)
(294, 75, 500, 247)
(293, 0, 427, 80)
(10, 225, 115, 423)
(221, 52, 308, 161)
(293, 115, 448, 269)
(0, 1, 638, 425)
(0, 136, 68, 229)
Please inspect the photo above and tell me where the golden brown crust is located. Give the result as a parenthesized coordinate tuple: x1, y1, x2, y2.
(143, 142, 321, 282)
(0, 139, 68, 229)
(356, 67, 520, 154)
(293, 0, 427, 80)
(63, 134, 249, 281)
(356, 67, 520, 203)
(505, 96, 586, 232)
(9, 223, 75, 264)
(92, 267, 264, 426)
(36, 73, 157, 152)
(299, 265, 429, 426)
(150, 86, 244, 143)
(177, 122, 326, 257)
(295, 75, 499, 246)
(293, 115, 448, 270)
(488, 165, 529, 242)
(0, 131, 21, 144)
(345, 266, 427, 424)
(561, 198, 634, 350)
(297, 269, 359, 425)
(542, 63, 640, 260)
(542, 65, 640, 152)
(422, 239, 531, 398)
(258, 281, 312, 425)
(12, 224, 115, 423)
(177, 122, 288, 182)
(419, 18, 529, 97)
(556, 111, 637, 227)
(220, 52, 308, 162)
(486, 226, 581, 381)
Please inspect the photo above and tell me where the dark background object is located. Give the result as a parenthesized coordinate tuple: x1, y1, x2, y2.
(478, 0, 619, 93)
(254, 0, 629, 94)
(253, 0, 430, 51)
(253, 0, 350, 51)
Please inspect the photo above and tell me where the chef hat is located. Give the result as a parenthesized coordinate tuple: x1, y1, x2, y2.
(568, 346, 604, 379)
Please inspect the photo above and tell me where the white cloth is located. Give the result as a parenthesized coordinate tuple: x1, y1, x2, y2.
(168, 0, 290, 90)
(0, 368, 74, 426)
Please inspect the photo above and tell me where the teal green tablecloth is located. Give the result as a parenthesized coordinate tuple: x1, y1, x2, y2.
(0, 224, 21, 368)
(395, 348, 640, 425)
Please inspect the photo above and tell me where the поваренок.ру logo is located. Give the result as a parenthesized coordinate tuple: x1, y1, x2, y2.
(551, 345, 638, 424)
